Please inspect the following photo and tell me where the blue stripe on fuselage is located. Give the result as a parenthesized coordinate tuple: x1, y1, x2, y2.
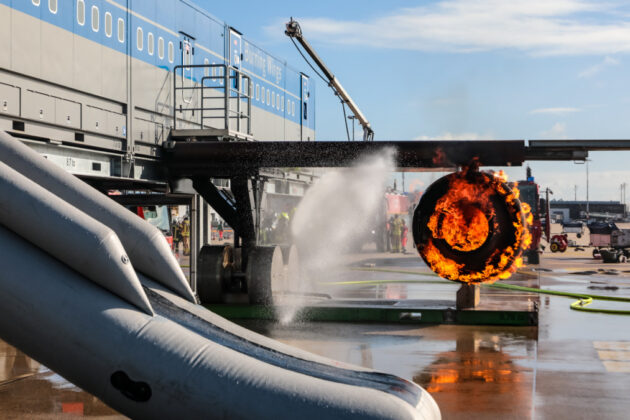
(4, 0, 306, 125)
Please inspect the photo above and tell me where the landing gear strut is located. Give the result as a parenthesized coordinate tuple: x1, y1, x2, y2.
(197, 244, 299, 304)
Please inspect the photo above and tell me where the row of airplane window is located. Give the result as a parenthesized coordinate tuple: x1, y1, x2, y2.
(31, 0, 299, 117)
(33, 0, 176, 63)
(197, 59, 297, 116)
(136, 27, 175, 63)
(252, 84, 296, 116)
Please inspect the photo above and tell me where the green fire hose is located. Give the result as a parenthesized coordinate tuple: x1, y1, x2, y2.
(335, 267, 630, 315)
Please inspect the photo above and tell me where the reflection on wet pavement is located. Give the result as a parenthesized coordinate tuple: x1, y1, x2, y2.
(0, 340, 124, 419)
(413, 330, 533, 419)
(239, 320, 537, 419)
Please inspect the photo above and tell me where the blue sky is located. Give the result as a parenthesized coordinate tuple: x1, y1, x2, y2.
(198, 0, 630, 203)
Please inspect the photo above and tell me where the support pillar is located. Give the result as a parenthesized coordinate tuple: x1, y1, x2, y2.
(456, 284, 480, 309)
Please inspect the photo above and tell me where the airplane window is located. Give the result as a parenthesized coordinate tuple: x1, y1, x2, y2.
(281, 96, 284, 112)
(266, 89, 270, 106)
(105, 13, 112, 37)
(32, 0, 40, 6)
(137, 27, 143, 51)
(158, 37, 164, 59)
(77, 1, 85, 25)
(261, 87, 265, 104)
(271, 91, 275, 108)
(204, 59, 209, 77)
(91, 6, 99, 32)
(168, 42, 174, 63)
(118, 18, 125, 43)
(256, 84, 259, 101)
(292, 101, 295, 116)
(48, 0, 57, 13)
(148, 33, 154, 56)
(277, 94, 280, 110)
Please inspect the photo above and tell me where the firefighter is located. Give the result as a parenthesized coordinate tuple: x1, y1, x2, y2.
(172, 220, 182, 255)
(218, 220, 224, 241)
(391, 215, 403, 253)
(274, 212, 290, 244)
(401, 219, 409, 254)
(182, 217, 191, 256)
(386, 216, 393, 252)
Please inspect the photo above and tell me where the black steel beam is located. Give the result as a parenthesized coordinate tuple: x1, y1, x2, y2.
(192, 178, 240, 232)
(164, 140, 526, 177)
(110, 193, 193, 206)
(164, 138, 630, 178)
(525, 139, 630, 160)
(79, 175, 168, 192)
(231, 177, 258, 268)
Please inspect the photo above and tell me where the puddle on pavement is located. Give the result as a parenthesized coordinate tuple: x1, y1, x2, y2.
(0, 340, 123, 418)
(239, 320, 537, 419)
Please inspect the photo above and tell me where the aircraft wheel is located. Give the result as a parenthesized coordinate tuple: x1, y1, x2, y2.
(246, 246, 285, 305)
(618, 254, 627, 263)
(550, 242, 559, 253)
(197, 245, 236, 304)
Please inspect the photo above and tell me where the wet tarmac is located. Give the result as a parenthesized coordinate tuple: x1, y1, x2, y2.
(1, 248, 629, 419)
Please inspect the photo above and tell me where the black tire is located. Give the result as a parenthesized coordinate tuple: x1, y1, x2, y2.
(197, 245, 231, 304)
(413, 171, 524, 282)
(246, 246, 285, 305)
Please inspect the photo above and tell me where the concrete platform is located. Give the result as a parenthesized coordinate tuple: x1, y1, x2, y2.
(206, 294, 538, 326)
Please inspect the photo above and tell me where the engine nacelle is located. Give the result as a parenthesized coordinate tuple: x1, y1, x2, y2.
(412, 169, 530, 284)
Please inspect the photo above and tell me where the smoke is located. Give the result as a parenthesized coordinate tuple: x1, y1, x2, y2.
(278, 148, 397, 324)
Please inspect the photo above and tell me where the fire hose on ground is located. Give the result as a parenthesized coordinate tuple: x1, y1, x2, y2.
(325, 268, 630, 316)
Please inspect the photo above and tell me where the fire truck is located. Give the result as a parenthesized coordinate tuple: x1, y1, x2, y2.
(359, 191, 411, 252)
(510, 169, 546, 264)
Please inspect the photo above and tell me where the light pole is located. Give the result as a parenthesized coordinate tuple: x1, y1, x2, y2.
(574, 158, 591, 220)
(586, 158, 590, 220)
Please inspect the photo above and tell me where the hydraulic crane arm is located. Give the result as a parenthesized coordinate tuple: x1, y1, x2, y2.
(285, 18, 374, 141)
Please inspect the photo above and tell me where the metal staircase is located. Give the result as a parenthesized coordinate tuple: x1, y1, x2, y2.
(172, 63, 253, 141)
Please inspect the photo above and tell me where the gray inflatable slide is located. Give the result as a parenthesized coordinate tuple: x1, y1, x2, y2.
(0, 131, 440, 419)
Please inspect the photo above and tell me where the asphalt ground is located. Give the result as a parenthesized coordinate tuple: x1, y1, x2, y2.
(1, 247, 629, 419)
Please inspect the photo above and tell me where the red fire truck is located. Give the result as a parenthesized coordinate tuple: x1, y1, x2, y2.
(509, 169, 548, 264)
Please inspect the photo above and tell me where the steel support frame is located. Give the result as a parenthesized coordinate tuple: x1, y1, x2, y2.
(191, 175, 262, 271)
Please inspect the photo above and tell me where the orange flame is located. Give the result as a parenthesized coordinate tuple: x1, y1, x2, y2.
(420, 168, 532, 284)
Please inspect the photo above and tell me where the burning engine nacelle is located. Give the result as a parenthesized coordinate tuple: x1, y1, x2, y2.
(413, 167, 531, 284)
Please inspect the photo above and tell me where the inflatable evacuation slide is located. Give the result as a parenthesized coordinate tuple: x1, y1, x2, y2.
(0, 131, 440, 419)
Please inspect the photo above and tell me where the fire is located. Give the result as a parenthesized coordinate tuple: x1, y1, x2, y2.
(415, 165, 531, 284)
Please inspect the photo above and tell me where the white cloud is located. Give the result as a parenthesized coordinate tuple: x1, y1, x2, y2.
(273, 0, 630, 56)
(578, 56, 620, 77)
(530, 107, 581, 115)
(540, 122, 569, 138)
(414, 132, 494, 140)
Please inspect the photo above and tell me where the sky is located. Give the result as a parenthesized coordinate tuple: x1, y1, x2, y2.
(197, 0, 630, 203)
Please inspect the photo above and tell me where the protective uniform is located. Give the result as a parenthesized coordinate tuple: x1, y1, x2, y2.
(391, 216, 403, 253)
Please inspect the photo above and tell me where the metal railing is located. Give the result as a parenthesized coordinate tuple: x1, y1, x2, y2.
(173, 64, 252, 136)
